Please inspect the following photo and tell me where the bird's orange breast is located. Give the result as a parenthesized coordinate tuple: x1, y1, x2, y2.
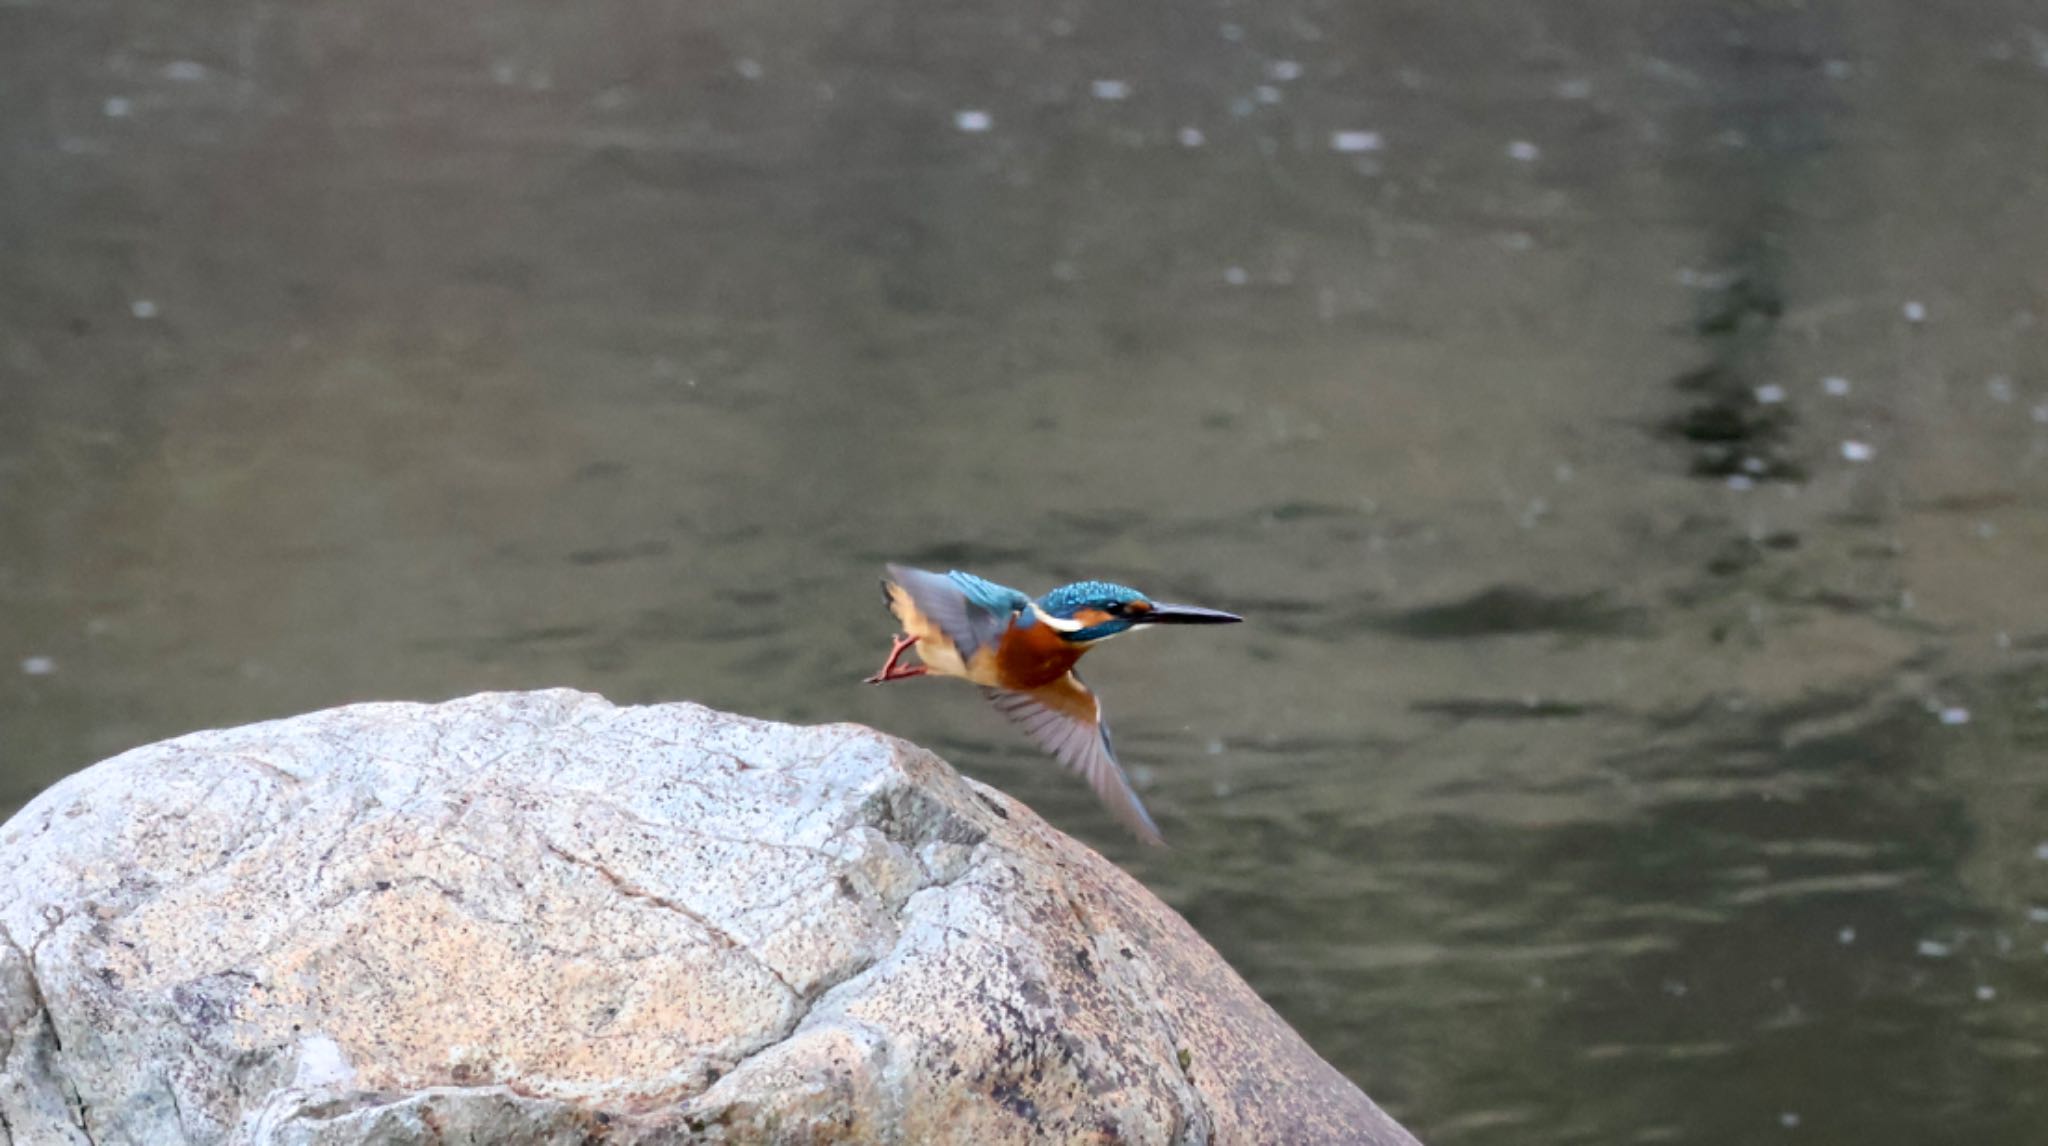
(994, 619, 1085, 691)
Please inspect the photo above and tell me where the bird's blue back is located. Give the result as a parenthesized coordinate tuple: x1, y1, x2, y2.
(946, 570, 1032, 618)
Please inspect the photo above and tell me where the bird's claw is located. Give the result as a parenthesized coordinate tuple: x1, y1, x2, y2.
(864, 633, 926, 684)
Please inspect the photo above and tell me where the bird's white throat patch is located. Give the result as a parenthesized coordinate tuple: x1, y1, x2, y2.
(1030, 604, 1085, 632)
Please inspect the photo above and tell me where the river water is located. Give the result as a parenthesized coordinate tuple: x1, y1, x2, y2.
(4, 1, 2047, 1141)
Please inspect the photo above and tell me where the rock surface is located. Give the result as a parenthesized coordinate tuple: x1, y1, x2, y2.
(0, 691, 1418, 1145)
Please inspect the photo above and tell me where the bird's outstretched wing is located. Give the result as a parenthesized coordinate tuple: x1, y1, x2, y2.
(984, 674, 1165, 847)
(884, 564, 1027, 663)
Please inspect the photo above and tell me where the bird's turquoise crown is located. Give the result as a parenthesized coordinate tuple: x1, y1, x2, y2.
(1037, 580, 1149, 642)
(1037, 580, 1146, 616)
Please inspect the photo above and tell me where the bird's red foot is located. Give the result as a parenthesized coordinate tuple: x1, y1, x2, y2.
(864, 634, 927, 684)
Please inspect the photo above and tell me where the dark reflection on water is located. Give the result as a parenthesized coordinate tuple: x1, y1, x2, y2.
(6, 0, 2048, 1141)
(1374, 587, 1651, 640)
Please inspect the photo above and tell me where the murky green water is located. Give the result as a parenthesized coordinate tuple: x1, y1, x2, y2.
(6, 0, 2048, 1140)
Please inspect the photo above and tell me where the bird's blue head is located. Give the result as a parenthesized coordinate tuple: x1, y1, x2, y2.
(1035, 580, 1242, 643)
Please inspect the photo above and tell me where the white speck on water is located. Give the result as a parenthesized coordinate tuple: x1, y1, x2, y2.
(1822, 375, 1852, 396)
(491, 61, 518, 85)
(1555, 77, 1594, 99)
(1178, 126, 1206, 148)
(1727, 474, 1755, 491)
(1662, 979, 1688, 997)
(1899, 589, 1915, 611)
(1996, 631, 2012, 649)
(1268, 60, 1304, 82)
(1254, 84, 1283, 105)
(735, 58, 764, 80)
(2027, 906, 2048, 923)
(1976, 521, 1997, 540)
(1838, 926, 1856, 944)
(1091, 79, 1131, 101)
(1840, 440, 1874, 462)
(1780, 1112, 1801, 1130)
(1554, 463, 1575, 482)
(1206, 737, 1225, 755)
(20, 656, 55, 676)
(1223, 266, 1249, 286)
(1938, 706, 1971, 726)
(1755, 383, 1787, 404)
(163, 60, 207, 82)
(1902, 300, 1927, 323)
(1976, 984, 1997, 1001)
(2032, 402, 2048, 423)
(130, 299, 158, 319)
(1741, 456, 1769, 475)
(1506, 139, 1541, 161)
(1330, 130, 1383, 153)
(953, 109, 992, 133)
(1986, 375, 2014, 402)
(1498, 231, 1535, 252)
(1823, 59, 1853, 79)
(103, 96, 132, 118)
(1917, 938, 1954, 958)
(1219, 22, 1245, 42)
(1211, 779, 1233, 797)
(2034, 841, 2048, 861)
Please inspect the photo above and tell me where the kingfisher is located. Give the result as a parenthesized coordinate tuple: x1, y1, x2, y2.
(865, 564, 1241, 846)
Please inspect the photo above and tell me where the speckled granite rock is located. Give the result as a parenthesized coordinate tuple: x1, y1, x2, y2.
(0, 690, 1419, 1145)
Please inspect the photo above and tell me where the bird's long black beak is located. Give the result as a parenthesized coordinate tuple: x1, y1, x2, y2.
(1145, 603, 1243, 625)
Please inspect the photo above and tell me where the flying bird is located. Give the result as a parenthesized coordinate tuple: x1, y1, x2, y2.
(865, 564, 1241, 845)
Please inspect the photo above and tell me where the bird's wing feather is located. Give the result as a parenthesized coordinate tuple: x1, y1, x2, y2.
(983, 674, 1165, 846)
(885, 564, 1025, 663)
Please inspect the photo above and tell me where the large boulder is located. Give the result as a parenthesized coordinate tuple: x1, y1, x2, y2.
(0, 691, 1418, 1145)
